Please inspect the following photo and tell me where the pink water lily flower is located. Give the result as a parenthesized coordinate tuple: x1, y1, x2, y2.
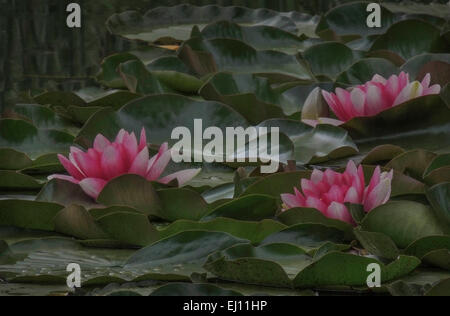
(281, 161, 393, 225)
(322, 72, 441, 122)
(49, 128, 201, 200)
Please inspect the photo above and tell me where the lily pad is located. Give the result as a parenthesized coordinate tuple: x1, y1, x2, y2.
(75, 94, 249, 148)
(315, 2, 396, 41)
(159, 218, 285, 245)
(0, 200, 63, 231)
(179, 37, 314, 83)
(97, 175, 162, 217)
(342, 95, 450, 153)
(106, 4, 303, 43)
(0, 119, 74, 159)
(302, 42, 362, 79)
(202, 194, 277, 221)
(370, 20, 448, 60)
(361, 201, 448, 248)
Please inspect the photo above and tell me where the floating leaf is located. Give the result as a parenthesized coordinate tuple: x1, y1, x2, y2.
(97, 175, 162, 217)
(159, 218, 285, 245)
(0, 200, 63, 231)
(370, 20, 448, 60)
(361, 201, 448, 248)
(203, 194, 277, 221)
(179, 37, 314, 83)
(106, 5, 302, 42)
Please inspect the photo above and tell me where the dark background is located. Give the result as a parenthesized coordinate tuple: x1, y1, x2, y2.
(0, 0, 446, 112)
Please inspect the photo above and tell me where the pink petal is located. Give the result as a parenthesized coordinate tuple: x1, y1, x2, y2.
(305, 196, 328, 214)
(371, 74, 387, 84)
(322, 91, 347, 121)
(350, 88, 366, 116)
(128, 147, 149, 177)
(366, 166, 381, 195)
(159, 168, 201, 186)
(326, 202, 353, 224)
(301, 179, 320, 197)
(393, 81, 423, 106)
(147, 143, 171, 181)
(138, 128, 147, 151)
(93, 134, 111, 153)
(115, 129, 127, 143)
(100, 145, 126, 179)
(311, 169, 324, 184)
(281, 192, 304, 209)
(72, 150, 103, 179)
(47, 174, 80, 184)
(57, 154, 85, 180)
(344, 187, 360, 204)
(79, 178, 107, 200)
(335, 88, 355, 120)
(366, 84, 386, 116)
(421, 73, 431, 90)
(424, 84, 441, 95)
(364, 177, 392, 212)
(122, 132, 138, 166)
(323, 185, 345, 204)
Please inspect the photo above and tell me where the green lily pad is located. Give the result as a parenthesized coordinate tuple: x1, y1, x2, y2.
(54, 205, 108, 240)
(427, 182, 450, 226)
(106, 4, 303, 43)
(96, 46, 175, 89)
(199, 20, 308, 54)
(401, 53, 450, 81)
(370, 20, 448, 60)
(361, 201, 448, 248)
(342, 95, 450, 153)
(385, 149, 437, 181)
(179, 37, 314, 83)
(405, 236, 450, 259)
(159, 218, 286, 245)
(0, 171, 44, 190)
(205, 243, 312, 288)
(202, 194, 277, 221)
(150, 283, 243, 296)
(425, 278, 450, 296)
(75, 94, 249, 148)
(125, 231, 249, 272)
(0, 200, 63, 231)
(0, 148, 32, 170)
(118, 60, 174, 95)
(199, 73, 294, 124)
(97, 175, 162, 217)
(204, 243, 419, 288)
(336, 58, 399, 85)
(241, 171, 312, 198)
(354, 229, 399, 260)
(315, 2, 396, 41)
(96, 211, 159, 247)
(146, 56, 203, 93)
(277, 208, 354, 240)
(261, 223, 347, 250)
(258, 119, 358, 165)
(0, 119, 74, 159)
(157, 188, 209, 221)
(293, 253, 420, 288)
(36, 179, 98, 209)
(302, 42, 362, 79)
(361, 145, 405, 165)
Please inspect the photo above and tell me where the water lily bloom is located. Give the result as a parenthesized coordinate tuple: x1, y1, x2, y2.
(49, 128, 201, 199)
(321, 72, 441, 122)
(281, 161, 393, 224)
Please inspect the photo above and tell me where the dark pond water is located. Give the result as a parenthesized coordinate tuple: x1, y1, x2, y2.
(0, 0, 444, 111)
